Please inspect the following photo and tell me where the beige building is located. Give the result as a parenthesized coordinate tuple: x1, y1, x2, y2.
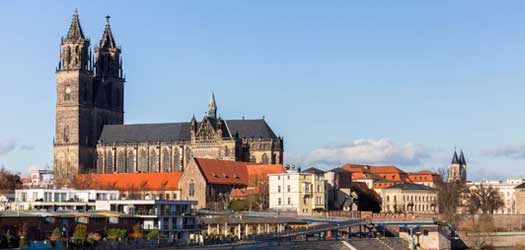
(515, 183, 525, 214)
(268, 167, 327, 215)
(470, 179, 525, 214)
(53, 10, 283, 186)
(379, 183, 438, 214)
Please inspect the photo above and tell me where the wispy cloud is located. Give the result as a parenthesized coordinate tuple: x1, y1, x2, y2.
(482, 144, 525, 160)
(300, 138, 432, 167)
(0, 139, 16, 156)
(20, 145, 35, 151)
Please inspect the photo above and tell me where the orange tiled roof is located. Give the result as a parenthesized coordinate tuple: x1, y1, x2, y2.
(21, 178, 31, 184)
(79, 172, 182, 191)
(246, 164, 286, 187)
(194, 158, 248, 185)
(230, 187, 260, 198)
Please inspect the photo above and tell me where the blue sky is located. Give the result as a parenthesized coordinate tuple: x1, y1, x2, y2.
(1, 1, 525, 180)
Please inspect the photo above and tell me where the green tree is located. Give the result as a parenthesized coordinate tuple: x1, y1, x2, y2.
(106, 228, 127, 241)
(72, 224, 88, 243)
(146, 229, 159, 240)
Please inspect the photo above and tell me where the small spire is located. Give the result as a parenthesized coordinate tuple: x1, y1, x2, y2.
(208, 92, 217, 119)
(451, 150, 459, 164)
(65, 8, 85, 41)
(459, 150, 467, 165)
(99, 15, 116, 49)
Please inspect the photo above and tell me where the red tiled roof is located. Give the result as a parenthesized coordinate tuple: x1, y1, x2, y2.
(78, 172, 182, 191)
(194, 158, 248, 185)
(246, 164, 286, 187)
(21, 178, 31, 184)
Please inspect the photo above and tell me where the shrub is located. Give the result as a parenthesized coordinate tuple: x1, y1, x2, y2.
(146, 229, 159, 240)
(128, 224, 144, 239)
(72, 224, 88, 243)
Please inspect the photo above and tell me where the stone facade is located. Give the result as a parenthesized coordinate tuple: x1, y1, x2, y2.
(54, 11, 124, 186)
(378, 183, 438, 214)
(54, 11, 284, 184)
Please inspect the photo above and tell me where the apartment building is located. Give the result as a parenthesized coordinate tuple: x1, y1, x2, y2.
(268, 167, 327, 215)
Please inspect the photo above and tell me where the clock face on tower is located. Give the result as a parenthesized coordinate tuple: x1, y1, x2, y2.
(64, 85, 72, 101)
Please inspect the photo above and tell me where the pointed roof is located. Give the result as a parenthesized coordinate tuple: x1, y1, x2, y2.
(65, 9, 86, 41)
(99, 15, 117, 49)
(451, 150, 460, 164)
(208, 92, 217, 118)
(459, 151, 467, 165)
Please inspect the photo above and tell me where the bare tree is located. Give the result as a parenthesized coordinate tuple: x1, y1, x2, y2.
(467, 184, 504, 214)
(436, 167, 465, 225)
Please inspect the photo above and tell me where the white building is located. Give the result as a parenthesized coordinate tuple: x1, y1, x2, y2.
(470, 178, 525, 214)
(23, 169, 54, 189)
(15, 188, 119, 211)
(96, 199, 199, 242)
(269, 167, 327, 215)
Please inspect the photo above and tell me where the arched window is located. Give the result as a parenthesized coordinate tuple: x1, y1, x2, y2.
(150, 150, 158, 172)
(117, 151, 126, 173)
(250, 155, 256, 163)
(261, 153, 269, 164)
(173, 149, 181, 171)
(127, 150, 135, 173)
(162, 148, 170, 172)
(106, 150, 113, 173)
(185, 148, 192, 166)
(139, 149, 147, 172)
(189, 179, 195, 197)
(224, 146, 230, 157)
(96, 153, 104, 173)
(64, 126, 70, 143)
(272, 153, 277, 164)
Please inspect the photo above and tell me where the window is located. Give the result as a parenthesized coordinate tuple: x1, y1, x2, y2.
(317, 196, 322, 204)
(150, 150, 159, 172)
(261, 154, 269, 164)
(278, 176, 280, 180)
(162, 148, 170, 172)
(117, 151, 126, 173)
(97, 153, 104, 173)
(139, 149, 147, 172)
(303, 196, 308, 205)
(317, 184, 321, 192)
(278, 198, 281, 205)
(224, 146, 230, 157)
(287, 197, 291, 205)
(189, 180, 195, 197)
(173, 149, 181, 171)
(185, 148, 192, 166)
(106, 150, 113, 173)
(278, 185, 281, 193)
(127, 150, 135, 173)
(250, 155, 256, 163)
(287, 175, 290, 180)
(287, 185, 290, 192)
(64, 126, 70, 143)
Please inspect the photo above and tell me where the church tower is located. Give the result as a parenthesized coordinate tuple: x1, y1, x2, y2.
(54, 9, 95, 186)
(93, 15, 124, 134)
(448, 149, 467, 183)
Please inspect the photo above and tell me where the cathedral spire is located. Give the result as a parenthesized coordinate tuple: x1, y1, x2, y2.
(94, 14, 122, 78)
(451, 150, 459, 164)
(65, 9, 86, 42)
(208, 92, 217, 119)
(99, 15, 116, 49)
(459, 150, 467, 165)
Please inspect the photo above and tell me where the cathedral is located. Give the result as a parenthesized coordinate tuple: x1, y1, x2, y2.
(448, 150, 467, 183)
(53, 10, 283, 185)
